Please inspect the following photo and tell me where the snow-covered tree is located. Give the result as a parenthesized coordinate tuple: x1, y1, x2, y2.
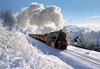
(77, 31, 100, 51)
(77, 32, 84, 47)
(0, 10, 16, 30)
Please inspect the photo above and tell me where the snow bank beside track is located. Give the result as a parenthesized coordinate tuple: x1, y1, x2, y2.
(0, 25, 73, 69)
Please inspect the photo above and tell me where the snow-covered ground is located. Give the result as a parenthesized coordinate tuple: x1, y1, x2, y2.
(68, 46, 100, 60)
(0, 25, 73, 69)
(28, 36, 100, 69)
(0, 2, 100, 69)
(0, 19, 100, 69)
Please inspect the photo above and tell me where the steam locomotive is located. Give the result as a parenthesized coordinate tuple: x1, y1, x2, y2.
(29, 30, 68, 50)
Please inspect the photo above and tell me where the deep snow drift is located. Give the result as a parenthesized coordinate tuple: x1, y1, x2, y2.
(0, 24, 72, 69)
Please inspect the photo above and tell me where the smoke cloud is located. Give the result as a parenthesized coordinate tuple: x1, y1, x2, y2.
(17, 3, 65, 33)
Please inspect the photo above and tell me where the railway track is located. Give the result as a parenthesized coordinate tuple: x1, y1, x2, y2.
(64, 50, 100, 69)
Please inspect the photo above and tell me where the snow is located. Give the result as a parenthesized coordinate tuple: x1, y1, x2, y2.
(0, 22, 100, 69)
(0, 19, 100, 69)
(68, 46, 100, 60)
(66, 25, 100, 50)
(28, 36, 100, 69)
(0, 2, 100, 69)
(0, 25, 72, 69)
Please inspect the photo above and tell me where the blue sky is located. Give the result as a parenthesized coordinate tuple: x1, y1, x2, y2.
(0, 0, 100, 24)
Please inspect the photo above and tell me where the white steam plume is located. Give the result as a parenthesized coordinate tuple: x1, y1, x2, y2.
(17, 3, 65, 33)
